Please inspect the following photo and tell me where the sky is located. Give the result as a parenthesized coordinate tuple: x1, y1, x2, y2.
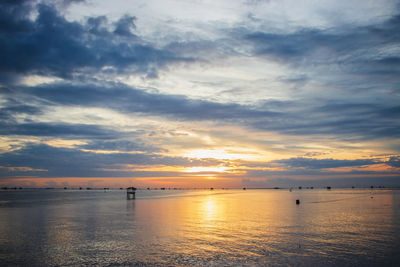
(0, 0, 399, 188)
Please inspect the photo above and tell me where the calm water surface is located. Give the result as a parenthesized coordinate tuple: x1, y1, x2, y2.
(0, 189, 399, 266)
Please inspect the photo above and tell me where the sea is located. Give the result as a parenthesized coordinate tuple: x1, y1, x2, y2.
(0, 188, 399, 266)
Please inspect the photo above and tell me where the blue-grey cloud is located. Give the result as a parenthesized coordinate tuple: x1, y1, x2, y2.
(79, 140, 164, 153)
(249, 101, 400, 140)
(2, 82, 399, 141)
(244, 15, 400, 65)
(15, 82, 278, 121)
(235, 157, 400, 179)
(0, 1, 191, 80)
(240, 157, 380, 169)
(114, 15, 137, 37)
(387, 156, 400, 168)
(0, 0, 399, 186)
(0, 102, 42, 122)
(0, 122, 124, 139)
(241, 14, 400, 98)
(273, 157, 378, 169)
(243, 176, 400, 188)
(0, 143, 221, 178)
(242, 168, 398, 178)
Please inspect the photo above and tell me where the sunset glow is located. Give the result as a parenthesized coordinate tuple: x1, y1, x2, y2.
(183, 166, 230, 173)
(0, 0, 399, 188)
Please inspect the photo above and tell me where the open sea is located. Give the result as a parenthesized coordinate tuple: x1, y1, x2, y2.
(0, 188, 399, 266)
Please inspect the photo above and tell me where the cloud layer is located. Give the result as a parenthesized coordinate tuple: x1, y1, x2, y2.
(0, 0, 399, 187)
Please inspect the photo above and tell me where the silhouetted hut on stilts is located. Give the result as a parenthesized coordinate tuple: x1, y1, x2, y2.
(127, 187, 136, 199)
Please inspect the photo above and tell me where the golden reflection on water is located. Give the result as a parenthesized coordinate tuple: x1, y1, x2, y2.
(0, 189, 399, 266)
(129, 189, 400, 265)
(202, 196, 217, 222)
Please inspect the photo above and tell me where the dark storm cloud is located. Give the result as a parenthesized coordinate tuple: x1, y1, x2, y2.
(0, 143, 221, 178)
(0, 1, 191, 80)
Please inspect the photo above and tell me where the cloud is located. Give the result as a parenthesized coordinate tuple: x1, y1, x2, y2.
(0, 102, 42, 122)
(0, 1, 191, 80)
(14, 82, 278, 121)
(243, 14, 400, 64)
(387, 156, 400, 168)
(0, 143, 221, 178)
(235, 156, 399, 179)
(2, 81, 399, 142)
(273, 157, 378, 169)
(1, 1, 399, 143)
(248, 101, 400, 140)
(247, 176, 400, 188)
(240, 13, 400, 97)
(113, 15, 137, 37)
(79, 140, 163, 153)
(0, 122, 125, 139)
(0, 0, 399, 187)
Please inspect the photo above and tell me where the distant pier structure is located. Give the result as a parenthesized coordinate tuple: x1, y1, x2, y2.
(127, 187, 137, 199)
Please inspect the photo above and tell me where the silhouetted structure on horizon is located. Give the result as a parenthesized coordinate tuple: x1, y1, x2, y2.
(127, 187, 136, 199)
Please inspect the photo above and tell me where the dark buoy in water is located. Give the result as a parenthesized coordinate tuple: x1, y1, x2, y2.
(296, 199, 300, 205)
